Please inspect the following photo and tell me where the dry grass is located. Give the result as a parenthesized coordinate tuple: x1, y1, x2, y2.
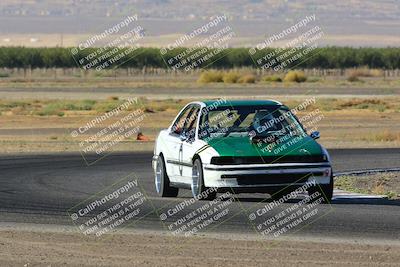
(347, 67, 384, 78)
(337, 99, 388, 111)
(1, 70, 400, 91)
(361, 131, 400, 142)
(1, 97, 399, 119)
(335, 172, 399, 199)
(107, 96, 119, 101)
(197, 71, 224, 83)
(198, 71, 256, 84)
(347, 67, 384, 83)
(283, 71, 307, 83)
(1, 97, 400, 153)
(262, 75, 282, 82)
(347, 74, 362, 82)
(237, 74, 256, 83)
(0, 98, 188, 117)
(285, 98, 397, 112)
(222, 72, 241, 83)
(2, 98, 396, 117)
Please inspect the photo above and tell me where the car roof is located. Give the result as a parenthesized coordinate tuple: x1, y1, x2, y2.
(201, 99, 282, 107)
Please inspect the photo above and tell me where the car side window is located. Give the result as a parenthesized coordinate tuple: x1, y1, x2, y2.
(171, 105, 193, 135)
(184, 106, 200, 140)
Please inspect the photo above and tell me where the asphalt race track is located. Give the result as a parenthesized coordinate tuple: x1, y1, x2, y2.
(0, 148, 399, 242)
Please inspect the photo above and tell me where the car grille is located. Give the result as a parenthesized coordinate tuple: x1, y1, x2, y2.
(210, 155, 327, 165)
(221, 172, 323, 185)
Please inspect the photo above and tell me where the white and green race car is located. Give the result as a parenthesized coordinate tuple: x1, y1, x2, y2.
(152, 100, 333, 201)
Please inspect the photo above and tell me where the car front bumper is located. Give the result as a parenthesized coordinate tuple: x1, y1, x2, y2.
(202, 162, 332, 189)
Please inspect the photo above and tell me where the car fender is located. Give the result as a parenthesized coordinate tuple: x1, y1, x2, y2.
(194, 143, 219, 164)
(153, 129, 170, 172)
(320, 145, 332, 164)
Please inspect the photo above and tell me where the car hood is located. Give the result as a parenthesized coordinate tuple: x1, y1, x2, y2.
(206, 135, 323, 157)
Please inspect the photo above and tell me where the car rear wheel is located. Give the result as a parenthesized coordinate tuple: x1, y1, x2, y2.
(191, 159, 216, 200)
(307, 175, 334, 203)
(155, 155, 179, 197)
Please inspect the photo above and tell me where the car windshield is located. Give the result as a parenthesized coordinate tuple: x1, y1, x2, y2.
(198, 105, 306, 140)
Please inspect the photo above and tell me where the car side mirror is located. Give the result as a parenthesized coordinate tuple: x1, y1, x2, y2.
(310, 131, 320, 140)
(179, 133, 188, 141)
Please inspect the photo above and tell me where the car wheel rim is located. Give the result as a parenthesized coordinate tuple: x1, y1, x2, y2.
(191, 164, 200, 197)
(155, 159, 162, 193)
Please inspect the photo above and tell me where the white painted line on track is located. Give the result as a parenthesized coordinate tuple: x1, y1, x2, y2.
(332, 189, 387, 200)
(334, 168, 400, 177)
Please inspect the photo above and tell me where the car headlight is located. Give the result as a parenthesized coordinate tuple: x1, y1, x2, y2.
(321, 146, 331, 163)
(210, 157, 246, 165)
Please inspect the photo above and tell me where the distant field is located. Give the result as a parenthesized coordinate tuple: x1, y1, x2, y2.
(2, 33, 400, 48)
(0, 97, 399, 153)
(1, 66, 399, 153)
(0, 66, 399, 90)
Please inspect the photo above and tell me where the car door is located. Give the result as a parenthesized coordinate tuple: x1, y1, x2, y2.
(163, 104, 194, 181)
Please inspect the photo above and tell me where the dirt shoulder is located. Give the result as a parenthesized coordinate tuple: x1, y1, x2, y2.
(0, 228, 399, 267)
(335, 172, 400, 199)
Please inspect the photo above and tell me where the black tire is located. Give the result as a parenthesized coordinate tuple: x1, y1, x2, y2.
(191, 159, 217, 200)
(155, 155, 179, 197)
(307, 174, 334, 203)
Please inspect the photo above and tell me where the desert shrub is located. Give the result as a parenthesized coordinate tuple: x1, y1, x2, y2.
(339, 99, 387, 111)
(197, 71, 224, 83)
(107, 96, 119, 101)
(0, 101, 30, 109)
(348, 67, 384, 77)
(222, 72, 240, 83)
(47, 100, 97, 111)
(35, 103, 65, 116)
(283, 71, 307, 83)
(73, 100, 97, 110)
(262, 75, 282, 82)
(347, 74, 361, 82)
(307, 77, 321, 83)
(238, 74, 256, 83)
(93, 100, 123, 113)
(93, 70, 109, 77)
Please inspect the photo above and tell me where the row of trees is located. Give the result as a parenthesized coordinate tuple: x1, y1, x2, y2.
(0, 46, 399, 69)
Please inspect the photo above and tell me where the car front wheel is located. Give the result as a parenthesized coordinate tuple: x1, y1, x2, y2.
(155, 155, 179, 197)
(191, 159, 216, 200)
